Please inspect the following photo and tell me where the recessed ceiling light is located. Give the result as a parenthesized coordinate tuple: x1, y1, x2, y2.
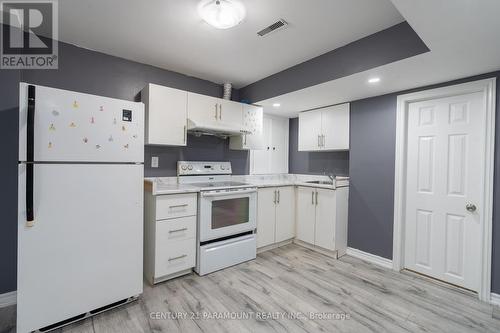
(273, 103, 281, 107)
(368, 77, 381, 84)
(198, 0, 246, 30)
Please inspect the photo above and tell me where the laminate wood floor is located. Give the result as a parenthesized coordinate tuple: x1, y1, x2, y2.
(2, 244, 500, 333)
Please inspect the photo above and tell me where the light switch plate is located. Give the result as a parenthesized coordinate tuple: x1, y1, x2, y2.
(151, 156, 159, 168)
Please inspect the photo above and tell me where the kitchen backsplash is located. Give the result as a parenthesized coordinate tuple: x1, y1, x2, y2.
(144, 134, 249, 177)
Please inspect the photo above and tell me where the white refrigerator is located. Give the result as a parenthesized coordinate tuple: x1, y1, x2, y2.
(17, 83, 144, 332)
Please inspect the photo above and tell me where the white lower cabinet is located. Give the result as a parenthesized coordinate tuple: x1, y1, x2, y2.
(296, 186, 348, 254)
(296, 187, 316, 244)
(144, 192, 197, 284)
(257, 186, 295, 248)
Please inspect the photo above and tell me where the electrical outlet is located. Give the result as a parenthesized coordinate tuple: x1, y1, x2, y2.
(151, 156, 159, 168)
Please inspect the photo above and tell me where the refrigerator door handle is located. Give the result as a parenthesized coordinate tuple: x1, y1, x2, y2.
(26, 85, 35, 226)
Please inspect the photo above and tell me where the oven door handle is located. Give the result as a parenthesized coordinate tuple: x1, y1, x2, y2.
(201, 188, 257, 197)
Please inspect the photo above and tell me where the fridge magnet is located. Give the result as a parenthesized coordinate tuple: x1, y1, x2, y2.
(91, 116, 95, 124)
(48, 142, 53, 149)
(122, 125, 126, 131)
(113, 118, 117, 125)
(95, 144, 101, 149)
(69, 122, 76, 128)
(108, 135, 114, 142)
(99, 106, 104, 112)
(52, 110, 60, 116)
(49, 123, 56, 131)
(73, 101, 79, 108)
(83, 137, 88, 143)
(123, 144, 129, 149)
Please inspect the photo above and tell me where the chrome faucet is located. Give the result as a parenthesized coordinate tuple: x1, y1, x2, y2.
(323, 171, 335, 182)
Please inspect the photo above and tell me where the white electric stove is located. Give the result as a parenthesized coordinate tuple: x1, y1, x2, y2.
(177, 161, 257, 275)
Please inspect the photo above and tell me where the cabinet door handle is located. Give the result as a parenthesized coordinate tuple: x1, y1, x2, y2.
(277, 190, 280, 204)
(273, 190, 277, 204)
(214, 103, 218, 120)
(244, 134, 247, 145)
(315, 191, 318, 205)
(312, 191, 315, 205)
(183, 125, 187, 143)
(322, 134, 325, 147)
(169, 227, 188, 233)
(168, 254, 187, 261)
(219, 104, 222, 120)
(169, 204, 188, 209)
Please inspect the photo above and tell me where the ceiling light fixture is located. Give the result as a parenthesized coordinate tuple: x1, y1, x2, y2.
(198, 0, 246, 30)
(368, 77, 381, 84)
(273, 103, 281, 107)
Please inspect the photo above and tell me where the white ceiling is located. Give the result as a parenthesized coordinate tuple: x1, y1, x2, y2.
(57, 0, 404, 88)
(259, 0, 500, 117)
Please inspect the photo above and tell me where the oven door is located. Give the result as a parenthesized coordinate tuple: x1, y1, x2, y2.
(199, 188, 257, 242)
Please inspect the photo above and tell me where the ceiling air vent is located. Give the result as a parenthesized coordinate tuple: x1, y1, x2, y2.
(257, 19, 288, 37)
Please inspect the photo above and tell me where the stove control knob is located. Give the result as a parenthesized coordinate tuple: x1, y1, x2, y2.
(220, 165, 225, 170)
(181, 165, 187, 170)
(188, 165, 193, 170)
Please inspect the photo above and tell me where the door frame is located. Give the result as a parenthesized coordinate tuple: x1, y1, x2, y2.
(392, 78, 496, 302)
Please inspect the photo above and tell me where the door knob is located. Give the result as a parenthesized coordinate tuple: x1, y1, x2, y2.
(466, 203, 477, 212)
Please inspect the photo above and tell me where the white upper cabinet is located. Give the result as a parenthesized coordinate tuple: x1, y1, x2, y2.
(298, 103, 350, 151)
(187, 92, 243, 128)
(142, 83, 261, 147)
(187, 92, 220, 126)
(250, 114, 289, 174)
(142, 84, 187, 146)
(219, 99, 243, 127)
(321, 104, 350, 150)
(298, 109, 322, 151)
(229, 104, 265, 150)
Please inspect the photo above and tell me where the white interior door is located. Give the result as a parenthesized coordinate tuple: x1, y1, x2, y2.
(251, 116, 272, 174)
(404, 92, 485, 291)
(270, 116, 289, 174)
(17, 164, 143, 332)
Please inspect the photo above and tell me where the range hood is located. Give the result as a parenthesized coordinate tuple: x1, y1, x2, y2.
(187, 118, 246, 139)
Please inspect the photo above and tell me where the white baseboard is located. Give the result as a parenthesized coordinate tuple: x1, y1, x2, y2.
(491, 293, 500, 306)
(346, 247, 393, 269)
(0, 291, 16, 308)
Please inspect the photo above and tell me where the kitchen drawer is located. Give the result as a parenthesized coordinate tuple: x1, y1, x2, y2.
(155, 238, 196, 278)
(156, 193, 197, 220)
(156, 216, 196, 242)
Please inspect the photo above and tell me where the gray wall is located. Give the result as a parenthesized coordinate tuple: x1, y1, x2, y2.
(346, 71, 500, 293)
(240, 22, 429, 103)
(145, 135, 248, 177)
(348, 95, 396, 260)
(288, 118, 349, 176)
(0, 41, 247, 294)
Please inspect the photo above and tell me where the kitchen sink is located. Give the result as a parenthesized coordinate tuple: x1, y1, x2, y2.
(305, 180, 334, 185)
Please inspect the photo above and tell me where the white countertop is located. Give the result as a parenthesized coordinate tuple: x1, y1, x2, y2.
(145, 174, 349, 195)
